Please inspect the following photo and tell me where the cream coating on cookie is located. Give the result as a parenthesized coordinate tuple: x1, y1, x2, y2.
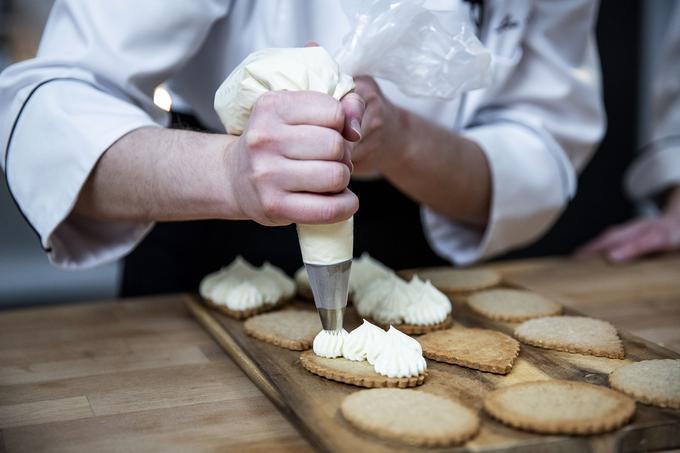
(373, 327, 427, 378)
(313, 329, 349, 358)
(199, 257, 294, 311)
(342, 319, 387, 362)
(349, 253, 395, 294)
(354, 274, 451, 326)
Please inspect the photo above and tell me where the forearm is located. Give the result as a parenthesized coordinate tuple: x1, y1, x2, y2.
(75, 127, 242, 222)
(381, 111, 491, 226)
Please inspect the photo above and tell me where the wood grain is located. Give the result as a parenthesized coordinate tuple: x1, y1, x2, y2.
(193, 256, 680, 452)
(1, 256, 679, 452)
(0, 295, 312, 453)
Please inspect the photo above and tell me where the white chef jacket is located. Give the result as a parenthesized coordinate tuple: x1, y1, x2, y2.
(625, 3, 680, 203)
(0, 0, 605, 269)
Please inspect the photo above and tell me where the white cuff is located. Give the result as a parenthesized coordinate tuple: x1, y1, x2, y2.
(6, 79, 163, 269)
(625, 144, 680, 202)
(422, 121, 573, 265)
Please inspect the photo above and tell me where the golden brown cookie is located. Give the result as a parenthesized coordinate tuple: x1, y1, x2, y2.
(370, 316, 453, 335)
(418, 327, 520, 374)
(467, 289, 563, 322)
(204, 297, 288, 320)
(484, 380, 635, 435)
(514, 316, 624, 359)
(299, 351, 426, 388)
(414, 268, 501, 294)
(243, 310, 321, 350)
(340, 389, 479, 447)
(609, 359, 680, 409)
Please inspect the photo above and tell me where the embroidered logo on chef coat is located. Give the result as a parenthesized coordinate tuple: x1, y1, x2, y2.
(495, 14, 519, 34)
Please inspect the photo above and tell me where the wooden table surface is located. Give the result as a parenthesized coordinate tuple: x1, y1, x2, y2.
(1, 255, 679, 452)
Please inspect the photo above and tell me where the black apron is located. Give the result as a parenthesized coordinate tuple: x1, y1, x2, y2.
(120, 112, 447, 297)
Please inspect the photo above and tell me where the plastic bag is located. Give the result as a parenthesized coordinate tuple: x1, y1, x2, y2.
(335, 0, 491, 99)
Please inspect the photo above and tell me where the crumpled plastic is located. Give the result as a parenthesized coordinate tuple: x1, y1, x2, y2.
(336, 0, 491, 99)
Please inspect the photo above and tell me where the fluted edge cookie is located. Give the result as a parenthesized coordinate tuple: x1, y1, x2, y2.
(370, 316, 453, 335)
(204, 297, 288, 320)
(243, 310, 320, 350)
(299, 351, 426, 388)
(609, 359, 680, 409)
(484, 380, 635, 435)
(514, 316, 624, 359)
(341, 388, 480, 447)
(418, 327, 520, 374)
(415, 268, 501, 294)
(467, 289, 563, 322)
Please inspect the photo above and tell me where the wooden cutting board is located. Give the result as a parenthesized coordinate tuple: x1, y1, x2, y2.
(187, 276, 680, 452)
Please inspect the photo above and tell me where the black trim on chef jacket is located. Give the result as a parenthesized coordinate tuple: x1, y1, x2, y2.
(2, 77, 94, 253)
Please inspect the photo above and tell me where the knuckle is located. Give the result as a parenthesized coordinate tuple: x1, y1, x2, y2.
(261, 193, 284, 220)
(369, 115, 384, 132)
(244, 126, 276, 151)
(251, 161, 275, 185)
(253, 91, 281, 114)
(318, 202, 340, 223)
(328, 164, 349, 192)
(327, 133, 345, 160)
(329, 101, 345, 129)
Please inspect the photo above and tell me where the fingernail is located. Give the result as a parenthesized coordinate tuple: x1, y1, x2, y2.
(350, 160, 355, 174)
(350, 118, 362, 140)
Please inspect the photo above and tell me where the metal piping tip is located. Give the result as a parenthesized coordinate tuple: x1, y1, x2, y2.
(305, 259, 351, 332)
(317, 308, 346, 331)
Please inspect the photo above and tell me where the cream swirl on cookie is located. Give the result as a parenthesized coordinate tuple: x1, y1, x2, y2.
(213, 282, 263, 311)
(342, 319, 387, 362)
(354, 276, 412, 324)
(354, 274, 451, 326)
(199, 256, 295, 310)
(313, 329, 349, 358)
(373, 327, 427, 378)
(349, 253, 395, 294)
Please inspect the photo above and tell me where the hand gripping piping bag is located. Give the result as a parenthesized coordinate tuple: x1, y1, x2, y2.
(213, 0, 491, 330)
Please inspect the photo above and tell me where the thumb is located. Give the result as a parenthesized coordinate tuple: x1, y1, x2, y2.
(340, 92, 365, 142)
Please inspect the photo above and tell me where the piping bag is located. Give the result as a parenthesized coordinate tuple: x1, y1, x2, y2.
(213, 0, 491, 332)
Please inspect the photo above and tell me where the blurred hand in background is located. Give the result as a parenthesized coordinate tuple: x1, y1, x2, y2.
(577, 185, 680, 262)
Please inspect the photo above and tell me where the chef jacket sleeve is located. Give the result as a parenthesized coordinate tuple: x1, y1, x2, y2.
(0, 0, 230, 269)
(422, 0, 605, 265)
(624, 4, 680, 204)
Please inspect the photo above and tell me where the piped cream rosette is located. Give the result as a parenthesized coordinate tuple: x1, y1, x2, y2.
(295, 253, 395, 299)
(199, 256, 295, 312)
(353, 274, 452, 327)
(312, 320, 427, 379)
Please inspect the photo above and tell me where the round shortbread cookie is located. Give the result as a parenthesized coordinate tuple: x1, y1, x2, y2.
(414, 268, 501, 294)
(514, 316, 624, 359)
(418, 327, 520, 374)
(341, 388, 480, 446)
(370, 316, 453, 335)
(244, 310, 321, 350)
(204, 297, 288, 320)
(468, 289, 563, 322)
(299, 351, 425, 388)
(484, 380, 635, 435)
(609, 359, 680, 409)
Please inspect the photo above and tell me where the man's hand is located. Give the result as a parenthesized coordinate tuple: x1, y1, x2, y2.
(350, 76, 409, 176)
(576, 186, 680, 262)
(226, 90, 365, 226)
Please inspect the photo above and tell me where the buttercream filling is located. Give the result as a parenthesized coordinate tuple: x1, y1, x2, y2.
(313, 329, 349, 358)
(199, 256, 295, 311)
